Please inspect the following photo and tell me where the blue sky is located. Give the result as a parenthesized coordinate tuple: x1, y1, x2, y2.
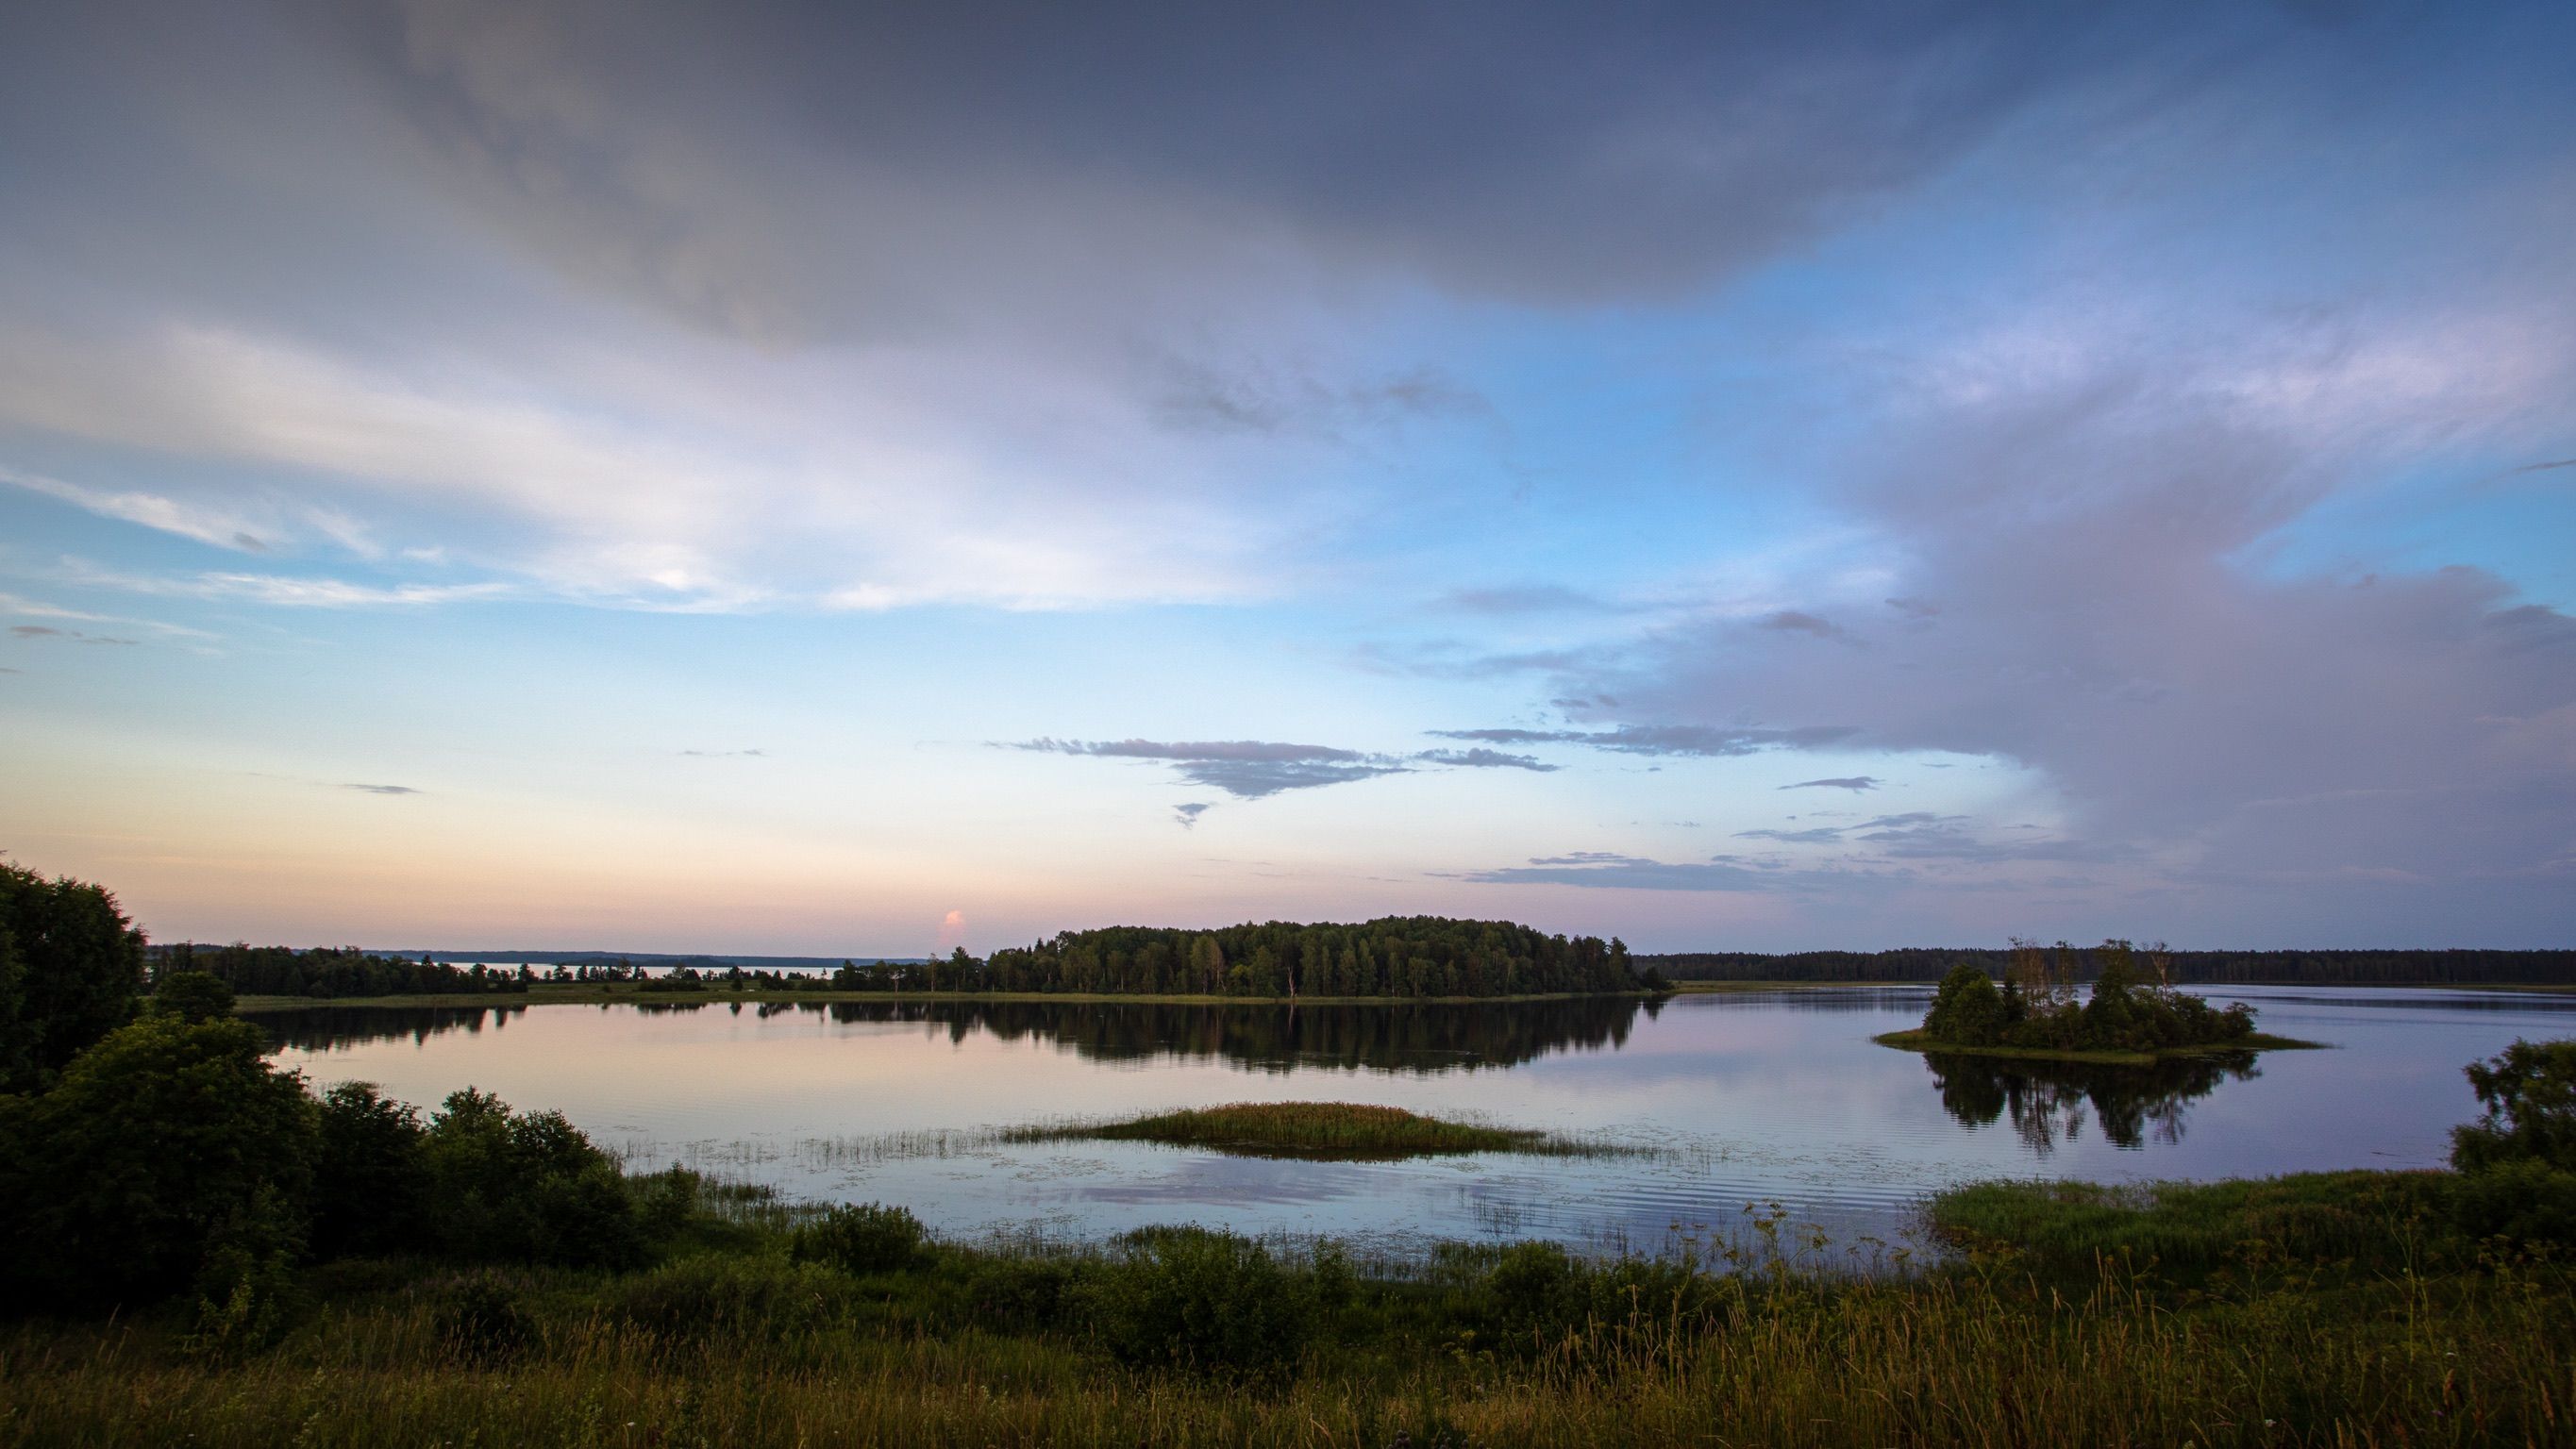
(2, 1, 2570, 954)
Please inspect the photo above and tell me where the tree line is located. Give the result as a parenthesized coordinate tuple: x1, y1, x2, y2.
(1646, 945, 2576, 986)
(974, 917, 1649, 998)
(150, 941, 532, 998)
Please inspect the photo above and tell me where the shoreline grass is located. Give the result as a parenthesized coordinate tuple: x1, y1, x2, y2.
(3, 1164, 2568, 1447)
(1871, 1026, 2326, 1064)
(999, 1101, 1635, 1161)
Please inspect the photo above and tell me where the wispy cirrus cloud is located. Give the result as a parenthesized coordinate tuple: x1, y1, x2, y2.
(1, 466, 276, 552)
(53, 559, 515, 609)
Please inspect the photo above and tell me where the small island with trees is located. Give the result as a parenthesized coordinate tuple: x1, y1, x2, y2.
(1876, 939, 2324, 1064)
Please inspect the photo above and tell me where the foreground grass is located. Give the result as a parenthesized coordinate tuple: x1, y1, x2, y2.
(3, 1198, 2568, 1447)
(1004, 1101, 1626, 1160)
(1873, 1027, 2325, 1065)
(5, 1165, 2574, 1447)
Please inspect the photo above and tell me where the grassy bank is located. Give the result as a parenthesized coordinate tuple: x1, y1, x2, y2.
(1873, 1027, 2326, 1064)
(1002, 1101, 1625, 1160)
(2, 1167, 2568, 1447)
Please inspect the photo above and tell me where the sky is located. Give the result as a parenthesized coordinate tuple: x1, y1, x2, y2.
(1, 1, 2570, 955)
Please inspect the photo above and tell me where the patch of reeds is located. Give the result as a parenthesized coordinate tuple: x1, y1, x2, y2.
(1002, 1100, 1638, 1160)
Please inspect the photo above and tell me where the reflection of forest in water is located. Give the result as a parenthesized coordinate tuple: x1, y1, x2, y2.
(1924, 1051, 2261, 1156)
(251, 996, 1657, 1074)
(248, 1003, 528, 1052)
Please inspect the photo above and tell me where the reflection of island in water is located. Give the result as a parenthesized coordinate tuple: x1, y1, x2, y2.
(249, 995, 1657, 1074)
(1924, 1050, 2261, 1156)
(248, 1003, 529, 1052)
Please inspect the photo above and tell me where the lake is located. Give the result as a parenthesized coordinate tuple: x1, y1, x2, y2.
(251, 984, 2576, 1258)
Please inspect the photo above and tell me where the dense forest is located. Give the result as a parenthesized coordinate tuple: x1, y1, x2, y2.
(1645, 944, 2576, 986)
(977, 917, 1649, 997)
(149, 942, 531, 998)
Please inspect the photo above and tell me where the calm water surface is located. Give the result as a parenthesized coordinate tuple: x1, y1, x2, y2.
(252, 986, 2576, 1256)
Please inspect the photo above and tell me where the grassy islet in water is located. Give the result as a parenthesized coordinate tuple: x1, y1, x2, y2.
(1006, 1100, 1624, 1160)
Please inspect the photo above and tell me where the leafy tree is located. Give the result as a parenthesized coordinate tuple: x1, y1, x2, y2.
(152, 970, 236, 1023)
(310, 1082, 431, 1258)
(146, 941, 527, 999)
(0, 863, 147, 1090)
(1923, 961, 2007, 1045)
(0, 1013, 315, 1307)
(419, 1088, 644, 1268)
(2452, 1038, 2576, 1173)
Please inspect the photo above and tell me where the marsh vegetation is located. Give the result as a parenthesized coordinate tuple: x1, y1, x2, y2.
(1002, 1101, 1634, 1161)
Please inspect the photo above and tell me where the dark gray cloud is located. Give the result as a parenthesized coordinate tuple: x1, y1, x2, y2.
(343, 783, 421, 796)
(1012, 735, 1564, 800)
(1733, 826, 1848, 844)
(1413, 747, 1558, 773)
(1781, 776, 1879, 792)
(258, 0, 2149, 339)
(9, 625, 139, 645)
(1430, 724, 1856, 757)
(1758, 610, 1846, 640)
(1173, 802, 1213, 828)
(1153, 360, 1486, 438)
(1010, 738, 1407, 800)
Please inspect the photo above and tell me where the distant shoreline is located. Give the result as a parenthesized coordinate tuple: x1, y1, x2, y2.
(231, 984, 1669, 1011)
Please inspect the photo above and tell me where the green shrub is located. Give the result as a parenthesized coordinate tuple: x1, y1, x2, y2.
(2447, 1158, 2576, 1246)
(436, 1273, 531, 1365)
(612, 1256, 847, 1342)
(959, 1252, 1083, 1332)
(2452, 1038, 2576, 1173)
(1089, 1226, 1317, 1376)
(419, 1088, 644, 1269)
(790, 1202, 928, 1275)
(181, 1235, 302, 1360)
